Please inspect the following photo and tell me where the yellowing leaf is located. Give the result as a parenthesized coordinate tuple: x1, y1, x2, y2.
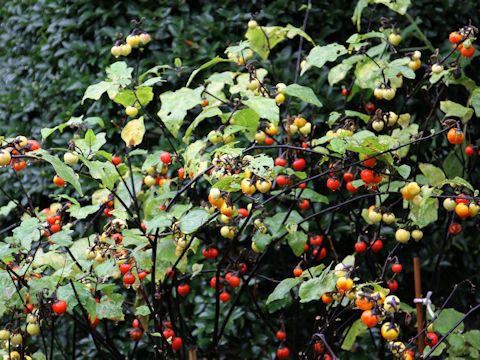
(121, 117, 145, 147)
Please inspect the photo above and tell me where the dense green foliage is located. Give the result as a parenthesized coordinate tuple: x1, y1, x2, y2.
(0, 1, 480, 360)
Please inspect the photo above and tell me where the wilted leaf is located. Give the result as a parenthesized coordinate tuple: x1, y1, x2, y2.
(121, 117, 145, 147)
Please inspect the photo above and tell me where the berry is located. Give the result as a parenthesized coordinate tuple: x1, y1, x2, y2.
(172, 337, 183, 351)
(276, 330, 286, 341)
(276, 175, 288, 187)
(360, 169, 374, 184)
(465, 146, 474, 156)
(292, 158, 306, 171)
(293, 268, 303, 277)
(276, 346, 290, 359)
(129, 328, 143, 341)
(391, 264, 402, 273)
(355, 241, 367, 253)
(160, 152, 171, 164)
(449, 31, 462, 44)
(52, 300, 67, 315)
(119, 263, 131, 274)
(299, 199, 310, 210)
(370, 239, 383, 252)
(228, 276, 241, 288)
(326, 178, 340, 191)
(387, 279, 398, 291)
(275, 157, 287, 167)
(219, 292, 230, 303)
(123, 272, 136, 287)
(425, 332, 438, 347)
(238, 208, 248, 218)
(111, 155, 121, 166)
(177, 284, 190, 297)
(346, 181, 358, 193)
(343, 172, 354, 182)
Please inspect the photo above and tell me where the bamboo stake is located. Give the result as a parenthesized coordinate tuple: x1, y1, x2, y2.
(413, 257, 425, 355)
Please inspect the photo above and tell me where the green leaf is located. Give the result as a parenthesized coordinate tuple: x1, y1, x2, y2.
(443, 151, 464, 179)
(419, 163, 446, 186)
(409, 196, 438, 228)
(180, 209, 209, 234)
(247, 154, 274, 179)
(435, 308, 465, 335)
(424, 343, 446, 357)
(158, 87, 204, 138)
(342, 319, 368, 350)
(96, 294, 124, 320)
(184, 106, 222, 144)
(351, 0, 370, 30)
(68, 205, 99, 220)
(34, 149, 83, 195)
(82, 81, 118, 104)
(266, 278, 301, 304)
(245, 26, 294, 60)
(440, 100, 474, 123)
(300, 189, 329, 204)
(144, 213, 172, 234)
(299, 272, 336, 303)
(448, 333, 465, 355)
(106, 61, 133, 86)
(395, 164, 411, 179)
(49, 230, 73, 250)
(374, 0, 411, 14)
(282, 84, 322, 107)
(345, 110, 371, 124)
(252, 232, 272, 252)
(243, 97, 279, 126)
(186, 56, 233, 87)
(114, 87, 154, 108)
(287, 231, 308, 257)
(470, 88, 480, 117)
(212, 176, 242, 193)
(0, 201, 16, 217)
(13, 218, 40, 249)
(75, 131, 106, 154)
(121, 117, 145, 147)
(135, 305, 151, 316)
(465, 330, 480, 349)
(300, 43, 348, 76)
(231, 108, 260, 141)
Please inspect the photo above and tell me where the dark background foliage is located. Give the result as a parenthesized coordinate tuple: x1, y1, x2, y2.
(1, 0, 480, 358)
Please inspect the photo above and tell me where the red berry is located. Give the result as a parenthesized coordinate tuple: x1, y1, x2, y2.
(50, 223, 61, 233)
(219, 291, 230, 303)
(133, 318, 141, 328)
(275, 157, 287, 167)
(24, 303, 34, 314)
(103, 208, 113, 217)
(111, 155, 121, 166)
(238, 263, 247, 274)
(238, 208, 248, 218)
(364, 102, 375, 114)
(363, 155, 376, 168)
(52, 300, 67, 315)
(346, 181, 358, 193)
(90, 315, 100, 327)
(292, 158, 306, 171)
(172, 337, 183, 351)
(448, 223, 462, 235)
(465, 146, 474, 156)
(326, 178, 340, 191)
(360, 169, 374, 184)
(276, 330, 287, 341)
(299, 199, 310, 210)
(309, 235, 323, 246)
(178, 168, 185, 179)
(228, 276, 240, 288)
(425, 333, 438, 347)
(302, 141, 309, 149)
(123, 272, 136, 287)
(455, 194, 469, 204)
(264, 137, 274, 145)
(47, 215, 57, 225)
(343, 172, 354, 182)
(387, 279, 398, 291)
(119, 263, 131, 274)
(163, 328, 174, 339)
(370, 239, 383, 252)
(298, 182, 307, 189)
(177, 284, 190, 297)
(293, 268, 303, 277)
(277, 346, 290, 359)
(26, 139, 41, 151)
(210, 276, 224, 290)
(276, 175, 288, 187)
(314, 247, 327, 260)
(391, 264, 402, 273)
(160, 152, 171, 164)
(355, 241, 367, 253)
(129, 328, 143, 341)
(138, 271, 147, 279)
(112, 233, 123, 244)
